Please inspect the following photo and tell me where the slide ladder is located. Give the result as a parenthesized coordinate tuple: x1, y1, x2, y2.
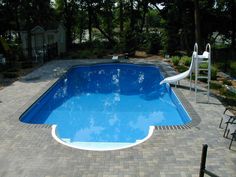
(160, 43, 211, 103)
(194, 43, 211, 102)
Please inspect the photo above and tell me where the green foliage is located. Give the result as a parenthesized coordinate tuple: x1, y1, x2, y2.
(3, 68, 20, 78)
(230, 61, 236, 69)
(210, 81, 223, 89)
(21, 62, 33, 69)
(229, 61, 236, 77)
(0, 0, 235, 67)
(148, 33, 161, 54)
(199, 63, 208, 69)
(159, 29, 168, 53)
(176, 65, 188, 73)
(124, 30, 138, 53)
(93, 48, 108, 58)
(220, 88, 236, 98)
(211, 66, 218, 80)
(148, 10, 161, 28)
(198, 63, 218, 80)
(159, 50, 166, 57)
(180, 56, 191, 66)
(171, 56, 180, 66)
(69, 50, 88, 59)
(222, 79, 232, 86)
(3, 72, 19, 78)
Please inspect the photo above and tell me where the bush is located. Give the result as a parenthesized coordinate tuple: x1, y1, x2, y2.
(229, 61, 236, 77)
(199, 63, 218, 80)
(124, 30, 138, 53)
(210, 81, 223, 89)
(69, 50, 92, 59)
(222, 79, 232, 86)
(180, 56, 191, 66)
(3, 71, 19, 78)
(176, 65, 188, 73)
(159, 50, 166, 57)
(230, 61, 236, 69)
(199, 63, 208, 69)
(93, 48, 107, 58)
(148, 33, 161, 54)
(220, 87, 236, 98)
(211, 66, 218, 80)
(171, 56, 180, 66)
(78, 50, 93, 59)
(21, 62, 33, 69)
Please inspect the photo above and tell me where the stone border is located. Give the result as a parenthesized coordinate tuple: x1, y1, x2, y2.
(15, 78, 58, 129)
(154, 88, 201, 130)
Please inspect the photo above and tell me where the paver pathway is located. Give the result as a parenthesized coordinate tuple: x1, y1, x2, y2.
(0, 59, 235, 177)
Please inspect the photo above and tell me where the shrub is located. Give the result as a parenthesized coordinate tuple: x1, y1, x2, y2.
(171, 56, 180, 66)
(124, 30, 138, 53)
(3, 71, 19, 78)
(220, 87, 236, 98)
(159, 50, 166, 57)
(198, 63, 218, 80)
(199, 63, 208, 69)
(222, 79, 232, 86)
(229, 61, 236, 77)
(210, 81, 223, 89)
(148, 33, 161, 54)
(21, 62, 33, 69)
(211, 66, 218, 80)
(176, 65, 188, 73)
(78, 50, 93, 59)
(230, 61, 236, 69)
(181, 56, 191, 66)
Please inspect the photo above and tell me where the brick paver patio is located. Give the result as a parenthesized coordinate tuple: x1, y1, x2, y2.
(0, 59, 235, 177)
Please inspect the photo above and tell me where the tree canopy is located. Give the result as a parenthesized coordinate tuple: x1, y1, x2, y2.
(0, 0, 235, 55)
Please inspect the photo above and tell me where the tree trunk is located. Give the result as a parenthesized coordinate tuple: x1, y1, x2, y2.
(27, 29, 32, 61)
(63, 0, 72, 50)
(119, 0, 124, 34)
(145, 15, 149, 33)
(106, 2, 113, 40)
(194, 0, 202, 51)
(79, 21, 84, 44)
(65, 21, 72, 50)
(91, 10, 116, 45)
(130, 0, 135, 31)
(140, 1, 149, 33)
(88, 4, 92, 43)
(231, 0, 236, 48)
(15, 3, 22, 43)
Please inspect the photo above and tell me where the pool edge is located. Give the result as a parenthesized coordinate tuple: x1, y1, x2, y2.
(51, 125, 155, 151)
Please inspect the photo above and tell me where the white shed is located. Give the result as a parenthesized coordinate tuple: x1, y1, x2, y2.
(20, 23, 66, 60)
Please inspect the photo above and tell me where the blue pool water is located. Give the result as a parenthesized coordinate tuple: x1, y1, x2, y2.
(20, 63, 191, 150)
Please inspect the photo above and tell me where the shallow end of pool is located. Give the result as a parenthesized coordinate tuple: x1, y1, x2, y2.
(51, 125, 155, 151)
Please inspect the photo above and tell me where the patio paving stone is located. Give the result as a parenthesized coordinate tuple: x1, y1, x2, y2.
(0, 59, 235, 177)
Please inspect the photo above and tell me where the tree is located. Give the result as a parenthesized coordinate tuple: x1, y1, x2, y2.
(55, 0, 79, 49)
(194, 0, 201, 49)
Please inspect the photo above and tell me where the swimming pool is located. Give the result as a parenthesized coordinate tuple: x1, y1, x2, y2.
(20, 63, 191, 151)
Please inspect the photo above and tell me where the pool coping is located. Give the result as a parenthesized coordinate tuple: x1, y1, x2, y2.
(51, 125, 155, 151)
(15, 60, 201, 132)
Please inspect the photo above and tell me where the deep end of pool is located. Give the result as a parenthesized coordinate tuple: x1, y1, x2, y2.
(51, 125, 155, 151)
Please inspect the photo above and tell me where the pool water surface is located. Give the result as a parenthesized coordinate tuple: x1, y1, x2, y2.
(20, 63, 191, 150)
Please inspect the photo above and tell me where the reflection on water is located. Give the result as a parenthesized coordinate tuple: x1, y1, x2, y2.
(21, 64, 191, 144)
(129, 111, 164, 132)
